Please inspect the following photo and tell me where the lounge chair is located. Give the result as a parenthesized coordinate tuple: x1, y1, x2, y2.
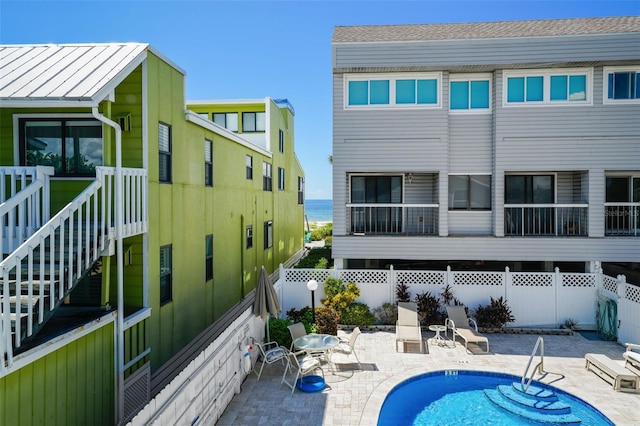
(623, 343, 640, 375)
(445, 305, 489, 353)
(396, 302, 424, 353)
(585, 351, 640, 392)
(333, 326, 362, 368)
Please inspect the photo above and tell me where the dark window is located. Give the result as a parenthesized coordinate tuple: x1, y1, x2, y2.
(246, 155, 253, 180)
(205, 235, 213, 281)
(449, 175, 491, 210)
(204, 139, 213, 186)
(242, 112, 265, 132)
(505, 175, 554, 204)
(246, 225, 253, 249)
(351, 176, 402, 203)
(19, 118, 103, 177)
(298, 176, 304, 205)
(278, 167, 285, 191)
(279, 129, 284, 153)
(263, 162, 272, 191)
(264, 221, 273, 249)
(160, 245, 172, 304)
(608, 71, 640, 100)
(159, 122, 172, 183)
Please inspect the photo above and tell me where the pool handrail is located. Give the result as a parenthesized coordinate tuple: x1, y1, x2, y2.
(521, 336, 545, 392)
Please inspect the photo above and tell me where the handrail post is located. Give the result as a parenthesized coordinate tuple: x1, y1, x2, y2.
(521, 336, 545, 392)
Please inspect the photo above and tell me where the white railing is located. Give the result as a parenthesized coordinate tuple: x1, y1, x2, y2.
(346, 203, 439, 235)
(1, 166, 54, 257)
(604, 203, 640, 236)
(504, 204, 588, 236)
(521, 336, 545, 392)
(279, 264, 640, 343)
(0, 167, 148, 373)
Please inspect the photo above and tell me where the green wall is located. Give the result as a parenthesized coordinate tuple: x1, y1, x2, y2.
(0, 321, 115, 426)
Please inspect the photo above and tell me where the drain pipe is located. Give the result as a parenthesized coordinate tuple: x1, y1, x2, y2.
(92, 106, 125, 424)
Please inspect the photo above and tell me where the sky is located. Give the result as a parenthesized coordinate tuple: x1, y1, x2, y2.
(1, 1, 638, 200)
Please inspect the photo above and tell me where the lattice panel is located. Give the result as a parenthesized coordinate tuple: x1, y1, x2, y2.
(562, 274, 595, 287)
(511, 273, 554, 287)
(626, 285, 640, 303)
(395, 271, 445, 285)
(453, 272, 503, 286)
(285, 268, 331, 283)
(601, 275, 619, 294)
(339, 270, 389, 285)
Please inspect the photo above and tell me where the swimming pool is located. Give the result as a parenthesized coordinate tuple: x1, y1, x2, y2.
(378, 370, 613, 426)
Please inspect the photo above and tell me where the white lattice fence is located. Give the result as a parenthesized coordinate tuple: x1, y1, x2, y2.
(508, 272, 556, 327)
(558, 273, 597, 327)
(618, 283, 640, 344)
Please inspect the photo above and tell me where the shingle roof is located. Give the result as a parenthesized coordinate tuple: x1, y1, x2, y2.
(332, 16, 640, 43)
(0, 43, 149, 105)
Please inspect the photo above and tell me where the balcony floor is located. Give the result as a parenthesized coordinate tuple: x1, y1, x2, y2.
(218, 330, 638, 425)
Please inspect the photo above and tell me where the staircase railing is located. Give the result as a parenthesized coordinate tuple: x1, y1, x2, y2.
(0, 166, 147, 374)
(1, 166, 54, 258)
(521, 336, 545, 392)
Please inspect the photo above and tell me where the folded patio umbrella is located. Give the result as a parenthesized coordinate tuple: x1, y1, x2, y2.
(253, 265, 282, 342)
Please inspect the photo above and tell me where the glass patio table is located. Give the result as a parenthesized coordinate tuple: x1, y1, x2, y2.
(293, 334, 340, 371)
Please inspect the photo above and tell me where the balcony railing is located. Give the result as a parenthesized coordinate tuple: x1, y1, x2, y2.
(347, 203, 438, 235)
(605, 203, 640, 236)
(504, 204, 588, 236)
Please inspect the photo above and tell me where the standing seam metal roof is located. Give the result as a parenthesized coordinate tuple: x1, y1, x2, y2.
(332, 16, 640, 43)
(0, 43, 149, 104)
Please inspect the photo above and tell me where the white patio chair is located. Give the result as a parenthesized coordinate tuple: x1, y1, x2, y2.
(281, 348, 325, 393)
(445, 305, 489, 353)
(396, 302, 424, 353)
(333, 326, 362, 368)
(252, 339, 287, 381)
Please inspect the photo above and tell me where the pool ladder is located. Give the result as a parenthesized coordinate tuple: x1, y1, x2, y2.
(521, 336, 545, 392)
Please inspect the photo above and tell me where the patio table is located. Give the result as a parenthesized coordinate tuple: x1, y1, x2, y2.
(293, 334, 340, 371)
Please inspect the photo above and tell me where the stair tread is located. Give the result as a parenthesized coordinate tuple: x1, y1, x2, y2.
(511, 382, 557, 400)
(485, 389, 582, 425)
(497, 385, 569, 411)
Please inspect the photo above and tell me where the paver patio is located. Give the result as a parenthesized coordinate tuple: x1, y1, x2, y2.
(217, 330, 639, 425)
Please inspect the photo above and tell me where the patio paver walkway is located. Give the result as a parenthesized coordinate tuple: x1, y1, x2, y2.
(217, 330, 640, 425)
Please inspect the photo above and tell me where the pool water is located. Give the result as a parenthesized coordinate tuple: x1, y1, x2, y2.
(378, 371, 614, 426)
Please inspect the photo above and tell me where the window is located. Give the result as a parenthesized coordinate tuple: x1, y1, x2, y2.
(19, 118, 103, 176)
(197, 112, 209, 119)
(604, 67, 640, 102)
(204, 139, 213, 186)
(279, 129, 284, 153)
(246, 155, 253, 179)
(350, 175, 403, 233)
(242, 112, 265, 132)
(505, 175, 555, 204)
(159, 122, 172, 183)
(345, 73, 440, 108)
(351, 175, 402, 203)
(298, 176, 304, 205)
(213, 112, 238, 132)
(606, 176, 640, 203)
(246, 225, 253, 249)
(278, 167, 285, 191)
(450, 75, 491, 111)
(504, 69, 591, 105)
(205, 235, 213, 281)
(263, 220, 273, 249)
(160, 245, 172, 304)
(263, 162, 272, 191)
(449, 175, 491, 210)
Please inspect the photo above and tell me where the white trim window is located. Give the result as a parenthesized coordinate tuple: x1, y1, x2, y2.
(449, 74, 492, 113)
(603, 66, 640, 104)
(344, 73, 441, 109)
(504, 68, 592, 106)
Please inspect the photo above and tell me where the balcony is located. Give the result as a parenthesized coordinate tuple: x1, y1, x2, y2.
(347, 203, 438, 236)
(504, 204, 588, 236)
(605, 203, 640, 236)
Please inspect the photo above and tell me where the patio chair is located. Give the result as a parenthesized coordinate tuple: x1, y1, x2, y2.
(624, 343, 640, 375)
(281, 348, 325, 393)
(288, 322, 308, 351)
(333, 326, 362, 369)
(445, 305, 489, 353)
(396, 302, 424, 353)
(252, 339, 287, 381)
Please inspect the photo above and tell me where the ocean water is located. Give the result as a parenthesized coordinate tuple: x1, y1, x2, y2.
(305, 199, 332, 223)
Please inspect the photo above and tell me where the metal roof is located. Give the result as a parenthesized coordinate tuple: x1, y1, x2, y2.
(333, 16, 640, 43)
(0, 43, 149, 107)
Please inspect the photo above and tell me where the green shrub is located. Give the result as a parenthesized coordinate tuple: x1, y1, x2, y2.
(294, 247, 332, 268)
(324, 236, 332, 247)
(315, 257, 328, 269)
(310, 229, 324, 241)
(322, 278, 360, 313)
(396, 282, 411, 302)
(414, 291, 441, 325)
(268, 317, 293, 348)
(315, 307, 340, 335)
(341, 302, 376, 326)
(373, 303, 398, 325)
(320, 222, 333, 236)
(474, 296, 515, 328)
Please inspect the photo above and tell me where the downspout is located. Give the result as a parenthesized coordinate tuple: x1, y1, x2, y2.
(92, 106, 125, 424)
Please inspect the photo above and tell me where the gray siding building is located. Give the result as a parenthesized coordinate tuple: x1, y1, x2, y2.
(331, 16, 640, 274)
